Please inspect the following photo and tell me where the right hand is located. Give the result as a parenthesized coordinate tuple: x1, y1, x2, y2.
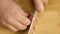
(34, 0, 48, 13)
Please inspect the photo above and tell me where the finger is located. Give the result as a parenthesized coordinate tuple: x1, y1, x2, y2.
(14, 13, 31, 26)
(42, 0, 48, 6)
(2, 21, 19, 32)
(6, 17, 27, 30)
(34, 0, 44, 13)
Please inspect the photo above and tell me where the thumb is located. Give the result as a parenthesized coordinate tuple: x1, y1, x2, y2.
(34, 0, 44, 13)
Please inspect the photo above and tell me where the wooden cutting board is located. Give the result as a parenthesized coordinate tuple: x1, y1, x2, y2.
(0, 0, 60, 34)
(28, 0, 60, 34)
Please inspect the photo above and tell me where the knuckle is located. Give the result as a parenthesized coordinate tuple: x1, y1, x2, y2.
(7, 18, 12, 21)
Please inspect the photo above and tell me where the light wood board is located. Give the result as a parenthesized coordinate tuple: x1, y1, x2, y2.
(0, 0, 60, 34)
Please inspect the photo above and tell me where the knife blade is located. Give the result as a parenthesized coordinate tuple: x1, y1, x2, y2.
(28, 10, 41, 34)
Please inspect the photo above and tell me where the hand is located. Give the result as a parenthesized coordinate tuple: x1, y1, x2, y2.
(0, 0, 30, 32)
(34, 0, 48, 13)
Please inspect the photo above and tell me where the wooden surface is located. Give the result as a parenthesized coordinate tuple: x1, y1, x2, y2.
(0, 0, 60, 34)
(28, 0, 60, 34)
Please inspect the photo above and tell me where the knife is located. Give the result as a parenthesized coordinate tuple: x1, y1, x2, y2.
(28, 10, 41, 34)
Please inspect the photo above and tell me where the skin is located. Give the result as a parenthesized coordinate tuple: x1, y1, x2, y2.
(0, 0, 48, 32)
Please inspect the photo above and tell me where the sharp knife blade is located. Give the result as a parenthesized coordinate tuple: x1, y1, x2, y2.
(28, 10, 40, 34)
